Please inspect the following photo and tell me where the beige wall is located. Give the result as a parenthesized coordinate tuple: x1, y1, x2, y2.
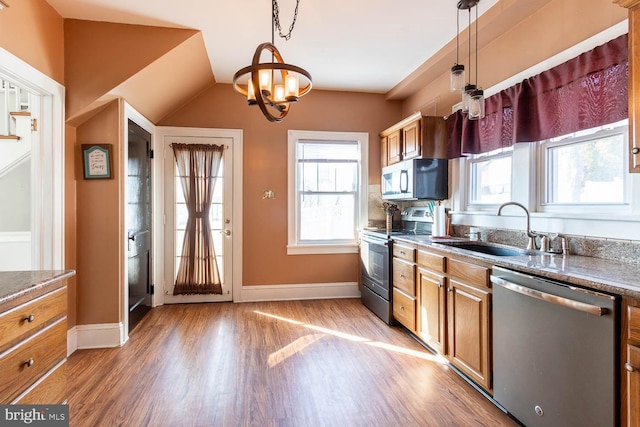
(75, 101, 123, 324)
(160, 84, 403, 286)
(0, 0, 64, 84)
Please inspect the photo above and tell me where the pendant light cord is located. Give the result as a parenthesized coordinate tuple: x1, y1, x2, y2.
(475, 5, 478, 86)
(456, 8, 460, 64)
(468, 8, 472, 85)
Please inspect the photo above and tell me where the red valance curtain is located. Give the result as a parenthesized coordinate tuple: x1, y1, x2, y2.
(447, 33, 628, 158)
(172, 143, 224, 295)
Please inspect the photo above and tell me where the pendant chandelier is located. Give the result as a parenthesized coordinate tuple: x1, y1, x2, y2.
(451, 0, 485, 120)
(232, 0, 312, 123)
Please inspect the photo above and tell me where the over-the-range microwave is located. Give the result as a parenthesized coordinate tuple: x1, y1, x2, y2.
(381, 158, 448, 201)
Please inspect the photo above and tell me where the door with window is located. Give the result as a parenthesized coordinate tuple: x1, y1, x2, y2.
(163, 135, 233, 303)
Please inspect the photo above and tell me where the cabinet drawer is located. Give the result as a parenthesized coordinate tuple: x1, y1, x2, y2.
(0, 287, 67, 352)
(14, 360, 66, 404)
(393, 288, 416, 331)
(418, 249, 446, 273)
(0, 319, 66, 404)
(393, 259, 415, 296)
(448, 258, 490, 289)
(393, 243, 416, 262)
(629, 306, 640, 344)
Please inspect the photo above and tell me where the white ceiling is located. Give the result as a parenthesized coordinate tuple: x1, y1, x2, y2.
(44, 0, 498, 94)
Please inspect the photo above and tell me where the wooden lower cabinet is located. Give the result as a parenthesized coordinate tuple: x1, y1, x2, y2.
(625, 301, 640, 426)
(418, 267, 446, 354)
(392, 243, 417, 332)
(413, 244, 493, 392)
(447, 279, 491, 390)
(0, 278, 69, 405)
(627, 345, 640, 427)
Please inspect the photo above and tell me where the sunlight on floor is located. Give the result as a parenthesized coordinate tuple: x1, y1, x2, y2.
(254, 310, 448, 366)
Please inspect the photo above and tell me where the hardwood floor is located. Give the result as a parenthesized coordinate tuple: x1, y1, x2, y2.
(67, 299, 517, 427)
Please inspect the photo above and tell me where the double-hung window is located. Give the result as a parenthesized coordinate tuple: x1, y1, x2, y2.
(539, 119, 628, 213)
(287, 130, 368, 254)
(466, 147, 513, 210)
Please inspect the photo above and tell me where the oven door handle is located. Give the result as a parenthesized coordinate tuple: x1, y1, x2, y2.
(490, 276, 608, 316)
(360, 235, 389, 246)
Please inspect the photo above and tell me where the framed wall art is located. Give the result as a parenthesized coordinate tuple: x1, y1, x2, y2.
(82, 144, 113, 179)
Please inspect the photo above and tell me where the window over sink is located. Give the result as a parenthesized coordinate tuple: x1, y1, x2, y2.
(287, 130, 368, 255)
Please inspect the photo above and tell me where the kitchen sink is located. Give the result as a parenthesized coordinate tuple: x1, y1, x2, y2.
(436, 241, 528, 257)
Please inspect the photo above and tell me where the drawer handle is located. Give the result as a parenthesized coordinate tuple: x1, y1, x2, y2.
(400, 306, 405, 311)
(24, 314, 35, 323)
(24, 358, 35, 368)
(626, 363, 637, 373)
(400, 274, 405, 279)
(400, 251, 406, 255)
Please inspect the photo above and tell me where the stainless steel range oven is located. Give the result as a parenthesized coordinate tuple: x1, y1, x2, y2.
(359, 206, 435, 324)
(359, 230, 393, 324)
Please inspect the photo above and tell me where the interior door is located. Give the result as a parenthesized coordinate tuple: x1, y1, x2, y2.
(163, 135, 233, 303)
(127, 120, 152, 331)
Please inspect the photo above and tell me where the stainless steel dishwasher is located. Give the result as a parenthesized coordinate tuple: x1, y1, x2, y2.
(491, 266, 620, 427)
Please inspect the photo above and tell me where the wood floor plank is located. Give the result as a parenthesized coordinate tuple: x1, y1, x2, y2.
(67, 299, 517, 427)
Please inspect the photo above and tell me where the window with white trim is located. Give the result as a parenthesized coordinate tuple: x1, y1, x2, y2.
(467, 147, 513, 209)
(287, 130, 368, 255)
(539, 120, 628, 212)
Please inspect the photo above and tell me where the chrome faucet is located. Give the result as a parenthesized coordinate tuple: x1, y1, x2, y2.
(496, 202, 537, 250)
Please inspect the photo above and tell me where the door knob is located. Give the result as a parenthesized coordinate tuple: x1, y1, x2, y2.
(222, 229, 231, 236)
(626, 362, 637, 373)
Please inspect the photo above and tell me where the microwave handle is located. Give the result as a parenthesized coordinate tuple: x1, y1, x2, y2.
(400, 170, 409, 193)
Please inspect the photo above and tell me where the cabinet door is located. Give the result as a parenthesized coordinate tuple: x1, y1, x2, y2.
(419, 267, 446, 354)
(387, 130, 402, 164)
(421, 116, 449, 159)
(402, 120, 420, 160)
(628, 345, 640, 427)
(447, 279, 491, 391)
(381, 136, 388, 168)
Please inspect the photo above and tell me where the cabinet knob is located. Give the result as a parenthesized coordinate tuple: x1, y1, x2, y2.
(400, 274, 405, 279)
(400, 251, 406, 255)
(24, 314, 35, 323)
(448, 287, 453, 293)
(633, 147, 640, 155)
(626, 362, 637, 373)
(400, 305, 405, 311)
(24, 358, 34, 368)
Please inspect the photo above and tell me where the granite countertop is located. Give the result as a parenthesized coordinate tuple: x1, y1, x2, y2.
(393, 235, 640, 300)
(0, 270, 76, 305)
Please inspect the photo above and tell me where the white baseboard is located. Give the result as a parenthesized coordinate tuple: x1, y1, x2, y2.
(67, 326, 77, 356)
(71, 323, 126, 350)
(238, 282, 361, 302)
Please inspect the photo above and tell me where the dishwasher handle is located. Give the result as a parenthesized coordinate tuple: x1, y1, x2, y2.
(490, 276, 609, 316)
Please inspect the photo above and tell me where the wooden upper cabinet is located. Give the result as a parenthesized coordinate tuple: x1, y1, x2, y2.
(402, 120, 421, 160)
(615, 0, 640, 172)
(387, 130, 402, 165)
(381, 135, 389, 168)
(380, 112, 449, 166)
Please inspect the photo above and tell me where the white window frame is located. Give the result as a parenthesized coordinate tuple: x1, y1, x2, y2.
(287, 130, 368, 255)
(537, 120, 630, 215)
(466, 147, 514, 211)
